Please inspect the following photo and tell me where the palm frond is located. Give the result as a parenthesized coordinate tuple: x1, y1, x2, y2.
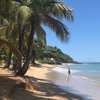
(42, 15, 70, 42)
(16, 6, 33, 26)
(35, 25, 46, 44)
(48, 3, 73, 21)
(5, 21, 18, 40)
(30, 0, 73, 21)
(0, 26, 7, 35)
(0, 39, 23, 61)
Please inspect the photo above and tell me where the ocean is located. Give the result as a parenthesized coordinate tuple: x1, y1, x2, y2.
(48, 63, 100, 100)
(53, 62, 100, 83)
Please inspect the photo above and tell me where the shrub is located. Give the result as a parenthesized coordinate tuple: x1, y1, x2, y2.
(39, 59, 55, 64)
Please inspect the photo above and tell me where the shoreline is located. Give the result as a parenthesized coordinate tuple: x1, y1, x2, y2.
(26, 63, 89, 100)
(47, 65, 100, 100)
(0, 63, 84, 100)
(52, 64, 100, 84)
(0, 63, 100, 100)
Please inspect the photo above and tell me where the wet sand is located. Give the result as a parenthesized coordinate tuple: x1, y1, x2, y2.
(0, 63, 100, 100)
(47, 68, 100, 100)
(0, 63, 85, 100)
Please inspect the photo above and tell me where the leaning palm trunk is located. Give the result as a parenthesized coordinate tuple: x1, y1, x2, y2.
(16, 19, 34, 76)
(18, 26, 25, 55)
(4, 50, 12, 69)
(18, 26, 25, 68)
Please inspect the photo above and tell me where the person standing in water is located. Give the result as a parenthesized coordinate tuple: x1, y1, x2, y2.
(68, 68, 71, 76)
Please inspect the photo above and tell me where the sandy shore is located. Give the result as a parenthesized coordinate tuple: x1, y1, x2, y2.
(47, 65, 100, 100)
(0, 63, 87, 100)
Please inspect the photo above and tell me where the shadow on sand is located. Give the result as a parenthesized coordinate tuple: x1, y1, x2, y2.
(0, 72, 91, 100)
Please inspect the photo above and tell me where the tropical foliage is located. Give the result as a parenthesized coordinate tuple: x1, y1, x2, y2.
(37, 45, 75, 64)
(0, 0, 73, 76)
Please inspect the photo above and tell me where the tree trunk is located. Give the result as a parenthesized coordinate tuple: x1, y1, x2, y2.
(31, 59, 35, 64)
(18, 26, 25, 68)
(16, 19, 34, 76)
(19, 26, 24, 55)
(3, 50, 12, 69)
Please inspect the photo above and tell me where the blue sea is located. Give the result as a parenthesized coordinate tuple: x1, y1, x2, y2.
(53, 62, 100, 83)
(47, 62, 100, 100)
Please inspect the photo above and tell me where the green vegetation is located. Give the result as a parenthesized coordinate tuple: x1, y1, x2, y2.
(37, 45, 75, 64)
(0, 0, 73, 76)
(0, 60, 2, 66)
(31, 39, 77, 64)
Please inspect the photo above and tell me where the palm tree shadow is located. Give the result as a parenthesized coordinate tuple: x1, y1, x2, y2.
(25, 76, 91, 100)
(0, 76, 52, 100)
(0, 74, 91, 100)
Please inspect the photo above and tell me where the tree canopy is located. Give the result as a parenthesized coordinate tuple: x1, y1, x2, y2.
(35, 44, 76, 64)
(0, 0, 74, 76)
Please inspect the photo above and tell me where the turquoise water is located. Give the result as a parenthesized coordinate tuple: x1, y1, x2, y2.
(51, 63, 100, 100)
(70, 63, 100, 82)
(53, 63, 100, 82)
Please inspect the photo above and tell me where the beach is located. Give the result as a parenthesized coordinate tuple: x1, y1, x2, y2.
(47, 63, 100, 100)
(0, 63, 100, 100)
(47, 69, 100, 100)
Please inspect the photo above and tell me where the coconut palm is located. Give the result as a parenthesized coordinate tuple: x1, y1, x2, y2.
(0, 0, 23, 68)
(0, 38, 22, 64)
(0, 0, 73, 75)
(16, 0, 73, 76)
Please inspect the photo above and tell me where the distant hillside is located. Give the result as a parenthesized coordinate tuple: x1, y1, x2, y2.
(34, 45, 77, 64)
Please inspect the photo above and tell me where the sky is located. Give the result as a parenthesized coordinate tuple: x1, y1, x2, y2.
(45, 0, 100, 62)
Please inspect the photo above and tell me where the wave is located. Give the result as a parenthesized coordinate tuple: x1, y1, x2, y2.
(74, 75, 100, 84)
(71, 70, 80, 73)
(52, 67, 67, 73)
(52, 65, 100, 84)
(53, 67, 80, 74)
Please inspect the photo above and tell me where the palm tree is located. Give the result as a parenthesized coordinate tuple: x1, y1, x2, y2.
(16, 0, 73, 76)
(0, 0, 73, 75)
(0, 0, 23, 69)
(0, 38, 22, 64)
